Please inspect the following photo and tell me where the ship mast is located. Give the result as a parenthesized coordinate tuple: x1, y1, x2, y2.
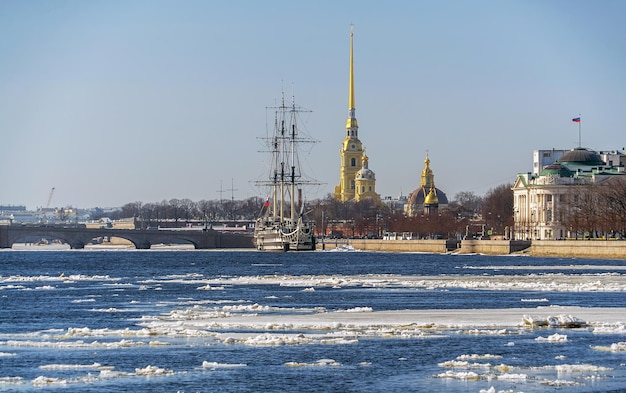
(290, 95, 297, 220)
(279, 92, 286, 221)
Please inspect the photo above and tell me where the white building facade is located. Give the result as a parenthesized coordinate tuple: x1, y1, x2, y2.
(513, 147, 625, 240)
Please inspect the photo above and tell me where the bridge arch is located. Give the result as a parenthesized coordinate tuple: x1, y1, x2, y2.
(1, 225, 252, 250)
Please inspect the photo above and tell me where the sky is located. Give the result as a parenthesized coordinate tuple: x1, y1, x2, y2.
(1, 0, 625, 210)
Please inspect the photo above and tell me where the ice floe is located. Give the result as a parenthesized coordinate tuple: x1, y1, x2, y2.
(154, 272, 626, 293)
(435, 370, 481, 380)
(535, 333, 568, 342)
(554, 363, 612, 373)
(523, 314, 587, 328)
(592, 341, 626, 352)
(285, 358, 342, 367)
(134, 365, 174, 376)
(32, 376, 67, 386)
(201, 361, 247, 369)
(0, 376, 24, 386)
(39, 362, 102, 370)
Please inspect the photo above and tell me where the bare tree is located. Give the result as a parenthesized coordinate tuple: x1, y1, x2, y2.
(453, 191, 483, 218)
(482, 184, 514, 235)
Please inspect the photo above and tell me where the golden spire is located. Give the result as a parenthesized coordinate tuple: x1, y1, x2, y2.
(345, 24, 358, 134)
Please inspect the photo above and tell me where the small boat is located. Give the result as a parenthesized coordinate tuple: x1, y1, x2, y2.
(254, 92, 317, 251)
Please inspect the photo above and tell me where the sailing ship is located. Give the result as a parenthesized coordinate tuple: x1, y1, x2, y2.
(254, 92, 317, 251)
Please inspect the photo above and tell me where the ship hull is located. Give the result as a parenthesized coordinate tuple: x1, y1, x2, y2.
(254, 218, 315, 252)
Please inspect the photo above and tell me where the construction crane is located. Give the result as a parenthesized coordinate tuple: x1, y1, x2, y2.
(46, 187, 55, 210)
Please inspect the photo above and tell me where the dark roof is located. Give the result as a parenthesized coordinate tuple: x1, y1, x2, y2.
(407, 187, 449, 205)
(557, 148, 605, 166)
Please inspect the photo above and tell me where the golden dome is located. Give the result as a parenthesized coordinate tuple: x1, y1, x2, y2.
(424, 187, 439, 205)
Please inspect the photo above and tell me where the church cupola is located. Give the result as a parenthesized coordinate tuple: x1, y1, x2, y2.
(355, 151, 379, 202)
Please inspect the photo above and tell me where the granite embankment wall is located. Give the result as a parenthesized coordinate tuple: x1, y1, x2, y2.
(318, 238, 626, 260)
(319, 239, 451, 253)
(527, 240, 626, 260)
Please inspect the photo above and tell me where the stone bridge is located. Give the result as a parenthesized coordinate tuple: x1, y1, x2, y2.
(0, 225, 254, 249)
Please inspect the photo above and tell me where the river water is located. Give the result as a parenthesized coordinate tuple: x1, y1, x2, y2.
(1, 249, 626, 392)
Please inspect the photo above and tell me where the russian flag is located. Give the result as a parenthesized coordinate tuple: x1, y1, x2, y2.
(572, 117, 581, 122)
(263, 198, 270, 207)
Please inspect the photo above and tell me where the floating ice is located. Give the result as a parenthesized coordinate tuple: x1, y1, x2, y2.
(0, 376, 23, 386)
(536, 333, 568, 342)
(285, 358, 341, 367)
(435, 370, 481, 380)
(438, 360, 491, 368)
(523, 314, 586, 328)
(542, 379, 580, 386)
(134, 365, 174, 376)
(326, 245, 358, 252)
(497, 373, 528, 380)
(39, 362, 102, 370)
(457, 354, 502, 360)
(32, 376, 67, 386)
(554, 364, 612, 373)
(592, 342, 626, 352)
(338, 307, 372, 313)
(201, 361, 247, 369)
(197, 284, 224, 290)
(521, 298, 549, 302)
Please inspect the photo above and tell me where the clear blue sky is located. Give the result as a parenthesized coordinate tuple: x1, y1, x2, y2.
(1, 0, 625, 210)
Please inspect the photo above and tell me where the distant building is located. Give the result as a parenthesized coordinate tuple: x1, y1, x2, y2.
(381, 194, 407, 214)
(533, 149, 567, 175)
(404, 154, 448, 217)
(513, 147, 626, 240)
(0, 205, 39, 224)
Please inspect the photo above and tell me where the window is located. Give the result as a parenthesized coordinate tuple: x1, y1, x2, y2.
(547, 195, 552, 202)
(351, 158, 356, 167)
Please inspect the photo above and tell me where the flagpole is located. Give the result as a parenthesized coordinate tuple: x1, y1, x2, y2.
(578, 113, 581, 148)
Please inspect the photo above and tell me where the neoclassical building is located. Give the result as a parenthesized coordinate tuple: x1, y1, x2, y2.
(404, 154, 448, 216)
(334, 27, 379, 202)
(512, 147, 625, 240)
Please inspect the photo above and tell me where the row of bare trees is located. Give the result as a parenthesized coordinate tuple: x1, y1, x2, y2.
(101, 197, 267, 227)
(94, 178, 626, 240)
(98, 184, 517, 239)
(563, 177, 626, 238)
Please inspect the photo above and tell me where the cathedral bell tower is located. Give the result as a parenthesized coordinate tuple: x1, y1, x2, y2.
(334, 25, 368, 202)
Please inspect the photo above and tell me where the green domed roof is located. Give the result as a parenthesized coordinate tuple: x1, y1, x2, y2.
(540, 163, 573, 177)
